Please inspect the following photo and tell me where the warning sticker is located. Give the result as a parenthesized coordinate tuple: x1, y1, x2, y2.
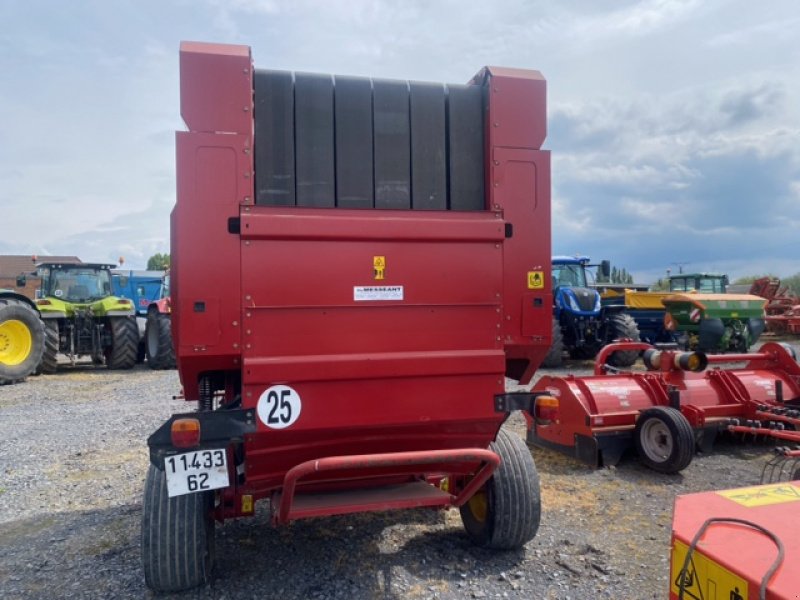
(354, 286, 403, 301)
(670, 540, 748, 600)
(527, 271, 544, 289)
(718, 482, 800, 507)
(373, 256, 386, 280)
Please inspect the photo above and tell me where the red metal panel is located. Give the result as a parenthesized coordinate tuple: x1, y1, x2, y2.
(482, 68, 552, 382)
(173, 131, 250, 399)
(481, 67, 547, 149)
(179, 41, 253, 136)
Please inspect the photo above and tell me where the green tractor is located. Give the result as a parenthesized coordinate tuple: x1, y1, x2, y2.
(0, 286, 45, 385)
(34, 263, 139, 372)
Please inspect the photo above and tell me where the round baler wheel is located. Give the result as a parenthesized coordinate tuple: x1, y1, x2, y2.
(0, 299, 45, 384)
(605, 313, 641, 367)
(634, 407, 694, 474)
(145, 311, 175, 370)
(37, 320, 60, 374)
(105, 317, 138, 370)
(541, 318, 564, 368)
(141, 464, 215, 592)
(460, 428, 541, 549)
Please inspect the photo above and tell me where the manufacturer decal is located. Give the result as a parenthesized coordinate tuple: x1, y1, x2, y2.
(354, 286, 403, 301)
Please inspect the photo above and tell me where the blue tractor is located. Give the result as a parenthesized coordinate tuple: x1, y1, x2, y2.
(543, 256, 640, 368)
(111, 270, 168, 362)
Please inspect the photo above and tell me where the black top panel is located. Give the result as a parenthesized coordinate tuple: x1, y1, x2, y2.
(253, 71, 485, 210)
(254, 70, 295, 206)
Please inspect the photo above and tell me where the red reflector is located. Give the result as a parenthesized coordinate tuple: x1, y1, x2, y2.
(36, 299, 52, 306)
(171, 418, 201, 448)
(117, 299, 131, 305)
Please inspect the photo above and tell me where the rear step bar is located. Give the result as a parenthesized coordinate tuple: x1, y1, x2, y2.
(273, 448, 500, 525)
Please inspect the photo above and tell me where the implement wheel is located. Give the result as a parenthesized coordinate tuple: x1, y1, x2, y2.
(145, 311, 175, 370)
(634, 407, 694, 474)
(460, 429, 541, 549)
(541, 318, 564, 368)
(105, 317, 138, 369)
(0, 299, 44, 384)
(141, 464, 215, 592)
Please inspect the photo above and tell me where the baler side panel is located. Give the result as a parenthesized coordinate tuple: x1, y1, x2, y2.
(485, 69, 551, 381)
(174, 42, 254, 400)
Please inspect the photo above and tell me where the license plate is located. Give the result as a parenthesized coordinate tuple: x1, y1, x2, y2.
(164, 449, 229, 498)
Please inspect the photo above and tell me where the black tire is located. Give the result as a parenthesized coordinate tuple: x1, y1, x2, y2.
(569, 342, 601, 360)
(0, 299, 45, 384)
(145, 311, 176, 370)
(141, 464, 215, 592)
(634, 407, 694, 473)
(604, 313, 641, 367)
(460, 429, 541, 549)
(105, 317, 138, 369)
(38, 320, 60, 374)
(541, 319, 564, 368)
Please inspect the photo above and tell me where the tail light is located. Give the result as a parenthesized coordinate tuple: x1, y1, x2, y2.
(534, 395, 559, 424)
(171, 418, 201, 447)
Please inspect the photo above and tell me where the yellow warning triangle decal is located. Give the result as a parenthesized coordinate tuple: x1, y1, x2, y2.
(673, 557, 704, 600)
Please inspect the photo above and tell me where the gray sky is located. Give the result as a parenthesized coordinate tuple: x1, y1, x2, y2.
(1, 0, 798, 282)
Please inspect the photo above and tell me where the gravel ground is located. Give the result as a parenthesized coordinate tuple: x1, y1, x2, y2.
(1, 341, 798, 599)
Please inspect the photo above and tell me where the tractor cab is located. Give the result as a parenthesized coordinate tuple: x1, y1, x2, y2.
(39, 263, 115, 304)
(551, 255, 606, 317)
(668, 273, 728, 293)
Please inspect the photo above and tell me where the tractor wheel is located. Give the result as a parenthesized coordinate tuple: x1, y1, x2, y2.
(37, 320, 60, 374)
(541, 319, 564, 368)
(569, 343, 601, 360)
(634, 407, 694, 474)
(605, 313, 641, 367)
(145, 311, 175, 370)
(141, 464, 215, 592)
(0, 299, 45, 385)
(105, 318, 138, 369)
(460, 429, 541, 550)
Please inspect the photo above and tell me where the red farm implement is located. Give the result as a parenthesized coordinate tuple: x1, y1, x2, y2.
(749, 276, 800, 336)
(670, 482, 800, 600)
(526, 341, 800, 473)
(141, 41, 553, 592)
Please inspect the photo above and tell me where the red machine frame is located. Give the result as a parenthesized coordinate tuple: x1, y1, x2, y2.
(149, 42, 551, 524)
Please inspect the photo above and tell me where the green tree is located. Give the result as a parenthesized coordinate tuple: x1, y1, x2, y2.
(147, 253, 170, 270)
(651, 278, 669, 291)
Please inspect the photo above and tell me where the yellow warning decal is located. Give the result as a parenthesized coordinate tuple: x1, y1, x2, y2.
(527, 271, 544, 289)
(717, 482, 800, 507)
(373, 256, 386, 280)
(670, 539, 748, 600)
